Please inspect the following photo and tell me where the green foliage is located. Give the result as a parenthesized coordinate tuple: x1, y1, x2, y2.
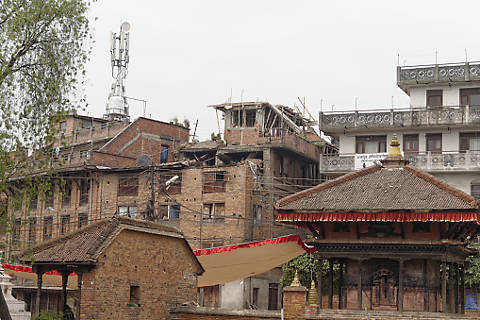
(465, 243, 480, 289)
(210, 132, 221, 141)
(281, 253, 321, 288)
(33, 310, 62, 320)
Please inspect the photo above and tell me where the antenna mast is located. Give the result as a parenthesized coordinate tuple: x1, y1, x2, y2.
(105, 22, 131, 121)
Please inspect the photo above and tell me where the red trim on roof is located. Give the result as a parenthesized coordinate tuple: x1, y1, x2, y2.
(2, 264, 76, 276)
(276, 212, 480, 224)
(193, 235, 315, 256)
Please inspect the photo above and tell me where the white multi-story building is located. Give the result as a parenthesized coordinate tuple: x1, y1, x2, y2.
(319, 61, 480, 200)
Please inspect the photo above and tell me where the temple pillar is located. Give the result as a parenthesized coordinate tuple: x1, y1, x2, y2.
(76, 272, 83, 319)
(338, 261, 343, 309)
(317, 259, 323, 309)
(441, 260, 447, 313)
(357, 260, 363, 310)
(60, 270, 69, 314)
(455, 263, 459, 313)
(460, 264, 465, 314)
(423, 259, 429, 311)
(328, 259, 333, 309)
(35, 270, 44, 316)
(449, 262, 454, 313)
(398, 259, 404, 312)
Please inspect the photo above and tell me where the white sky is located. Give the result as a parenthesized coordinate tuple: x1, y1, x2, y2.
(84, 1, 480, 140)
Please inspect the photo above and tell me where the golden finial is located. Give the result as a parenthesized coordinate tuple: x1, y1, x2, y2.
(308, 279, 319, 306)
(388, 133, 402, 157)
(291, 270, 301, 287)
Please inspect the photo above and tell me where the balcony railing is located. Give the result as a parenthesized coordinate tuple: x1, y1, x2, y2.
(397, 61, 480, 87)
(319, 105, 480, 132)
(320, 151, 480, 173)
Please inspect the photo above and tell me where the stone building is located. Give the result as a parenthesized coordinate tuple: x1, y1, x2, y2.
(318, 61, 480, 201)
(19, 216, 203, 319)
(275, 137, 480, 314)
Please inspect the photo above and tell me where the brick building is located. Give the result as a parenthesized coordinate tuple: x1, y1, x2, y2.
(7, 101, 333, 311)
(20, 216, 203, 319)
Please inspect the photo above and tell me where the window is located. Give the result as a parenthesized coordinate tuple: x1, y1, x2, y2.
(28, 218, 37, 244)
(203, 172, 226, 193)
(79, 150, 89, 159)
(43, 216, 53, 241)
(60, 215, 70, 235)
(333, 222, 350, 232)
(268, 283, 279, 310)
(44, 188, 54, 209)
(29, 192, 38, 211)
(203, 203, 225, 221)
(460, 88, 480, 106)
(129, 285, 140, 306)
(59, 121, 67, 132)
(472, 183, 480, 201)
(81, 119, 92, 129)
(403, 134, 419, 153)
(426, 133, 442, 153)
(118, 176, 138, 196)
(62, 181, 72, 208)
(413, 222, 430, 233)
(245, 110, 256, 127)
(13, 219, 21, 245)
(169, 204, 180, 220)
(460, 132, 480, 152)
(426, 90, 443, 107)
(159, 173, 182, 194)
(252, 287, 259, 307)
(118, 206, 138, 218)
(253, 204, 262, 225)
(79, 179, 90, 205)
(160, 146, 169, 163)
(78, 213, 88, 229)
(356, 136, 387, 154)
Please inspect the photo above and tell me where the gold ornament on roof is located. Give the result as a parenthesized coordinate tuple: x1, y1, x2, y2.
(388, 133, 402, 157)
(291, 270, 301, 287)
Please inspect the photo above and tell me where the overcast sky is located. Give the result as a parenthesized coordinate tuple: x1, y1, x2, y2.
(84, 1, 480, 140)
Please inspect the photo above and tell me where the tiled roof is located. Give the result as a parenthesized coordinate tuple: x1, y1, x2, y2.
(276, 164, 479, 212)
(21, 216, 184, 264)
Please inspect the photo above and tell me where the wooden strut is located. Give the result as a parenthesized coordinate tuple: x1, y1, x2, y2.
(306, 222, 321, 239)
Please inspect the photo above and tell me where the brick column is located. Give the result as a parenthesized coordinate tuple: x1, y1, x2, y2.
(283, 286, 307, 320)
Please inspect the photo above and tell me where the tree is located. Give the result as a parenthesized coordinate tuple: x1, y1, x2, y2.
(465, 243, 480, 290)
(0, 1, 92, 318)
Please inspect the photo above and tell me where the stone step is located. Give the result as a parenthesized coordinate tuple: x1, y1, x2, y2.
(314, 309, 477, 320)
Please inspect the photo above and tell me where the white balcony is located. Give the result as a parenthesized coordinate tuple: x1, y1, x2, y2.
(320, 151, 480, 173)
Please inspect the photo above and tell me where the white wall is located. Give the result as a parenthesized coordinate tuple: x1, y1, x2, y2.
(408, 84, 480, 107)
(220, 280, 244, 309)
(339, 135, 355, 154)
(432, 172, 480, 195)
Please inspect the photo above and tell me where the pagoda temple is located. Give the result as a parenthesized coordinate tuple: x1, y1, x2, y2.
(275, 136, 480, 314)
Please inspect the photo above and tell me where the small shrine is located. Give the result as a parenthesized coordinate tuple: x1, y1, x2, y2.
(276, 136, 480, 314)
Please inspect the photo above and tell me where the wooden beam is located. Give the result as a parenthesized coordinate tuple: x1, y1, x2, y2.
(320, 223, 326, 239)
(355, 222, 360, 240)
(424, 259, 429, 311)
(35, 271, 44, 316)
(338, 261, 344, 309)
(357, 260, 363, 310)
(317, 259, 323, 309)
(306, 223, 321, 239)
(449, 262, 455, 313)
(455, 264, 459, 313)
(461, 265, 465, 314)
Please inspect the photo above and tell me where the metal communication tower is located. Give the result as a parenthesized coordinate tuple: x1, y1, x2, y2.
(105, 22, 131, 121)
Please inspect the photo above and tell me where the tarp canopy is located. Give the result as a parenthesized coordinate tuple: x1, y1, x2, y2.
(195, 235, 313, 287)
(4, 234, 313, 289)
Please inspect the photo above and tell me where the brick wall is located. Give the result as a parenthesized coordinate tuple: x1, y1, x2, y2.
(168, 307, 280, 320)
(80, 229, 201, 320)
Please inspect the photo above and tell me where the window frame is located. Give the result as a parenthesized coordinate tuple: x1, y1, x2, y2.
(78, 213, 88, 229)
(160, 145, 169, 163)
(28, 217, 37, 244)
(426, 133, 442, 153)
(426, 90, 443, 107)
(79, 179, 90, 205)
(460, 132, 480, 152)
(471, 183, 480, 201)
(355, 135, 387, 154)
(202, 202, 225, 221)
(202, 172, 226, 193)
(460, 88, 480, 106)
(43, 216, 53, 241)
(118, 205, 138, 218)
(403, 134, 419, 153)
(60, 214, 70, 235)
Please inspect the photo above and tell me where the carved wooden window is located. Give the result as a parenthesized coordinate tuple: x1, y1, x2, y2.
(333, 222, 350, 232)
(413, 222, 430, 233)
(356, 136, 386, 154)
(426, 90, 443, 107)
(118, 176, 138, 196)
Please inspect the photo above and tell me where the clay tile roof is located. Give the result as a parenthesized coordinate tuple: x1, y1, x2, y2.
(276, 164, 479, 212)
(20, 216, 184, 264)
